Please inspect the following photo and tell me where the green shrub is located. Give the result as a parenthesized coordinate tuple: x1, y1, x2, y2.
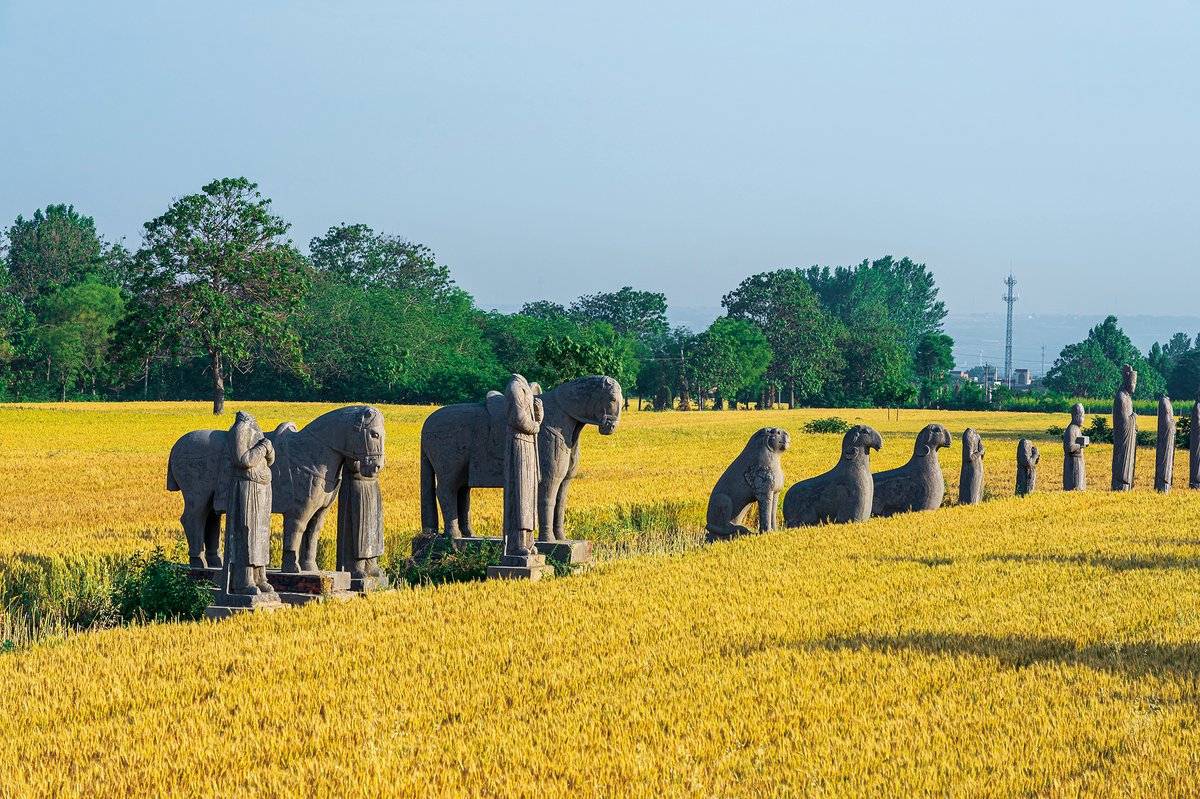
(803, 417, 850, 435)
(112, 548, 212, 623)
(394, 539, 502, 586)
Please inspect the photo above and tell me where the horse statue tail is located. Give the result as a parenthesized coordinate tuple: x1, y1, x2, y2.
(166, 460, 180, 492)
(420, 448, 438, 536)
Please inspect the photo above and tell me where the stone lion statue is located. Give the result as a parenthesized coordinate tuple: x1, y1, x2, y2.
(705, 427, 790, 542)
(783, 425, 882, 527)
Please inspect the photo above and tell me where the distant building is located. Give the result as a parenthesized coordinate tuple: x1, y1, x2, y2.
(1013, 368, 1031, 387)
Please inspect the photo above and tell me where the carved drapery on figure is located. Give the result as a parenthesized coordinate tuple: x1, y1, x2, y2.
(223, 411, 277, 597)
(502, 374, 542, 561)
(336, 459, 387, 586)
(958, 428, 985, 505)
(1016, 439, 1039, 497)
(1063, 403, 1089, 491)
(1155, 395, 1175, 494)
(1111, 365, 1138, 492)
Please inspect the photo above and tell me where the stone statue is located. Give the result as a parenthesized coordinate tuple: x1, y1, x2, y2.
(872, 424, 952, 517)
(783, 425, 881, 527)
(221, 411, 279, 600)
(705, 427, 790, 540)
(1155, 394, 1175, 494)
(1063, 403, 1089, 491)
(168, 406, 386, 571)
(336, 458, 389, 589)
(1111, 364, 1138, 491)
(1016, 439, 1039, 497)
(1191, 387, 1200, 490)
(502, 374, 543, 561)
(958, 428, 985, 505)
(420, 376, 622, 542)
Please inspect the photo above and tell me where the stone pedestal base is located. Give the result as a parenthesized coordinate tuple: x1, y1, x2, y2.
(349, 573, 391, 593)
(487, 553, 552, 581)
(207, 585, 287, 619)
(189, 565, 362, 606)
(535, 539, 592, 566)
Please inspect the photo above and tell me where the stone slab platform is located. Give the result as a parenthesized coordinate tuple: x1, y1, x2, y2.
(411, 536, 592, 565)
(486, 562, 554, 581)
(204, 601, 287, 620)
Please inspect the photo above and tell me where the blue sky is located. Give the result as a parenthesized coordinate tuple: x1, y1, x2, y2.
(1, 1, 1197, 326)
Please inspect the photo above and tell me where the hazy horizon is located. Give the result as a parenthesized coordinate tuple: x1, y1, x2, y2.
(2, 2, 1197, 323)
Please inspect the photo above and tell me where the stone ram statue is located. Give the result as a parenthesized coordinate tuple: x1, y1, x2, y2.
(783, 425, 882, 527)
(871, 424, 953, 517)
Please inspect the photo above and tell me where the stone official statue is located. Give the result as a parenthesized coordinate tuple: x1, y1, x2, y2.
(958, 428, 985, 505)
(223, 411, 278, 598)
(1016, 439, 1039, 497)
(1155, 394, 1175, 494)
(1063, 403, 1089, 491)
(1111, 365, 1138, 491)
(502, 374, 543, 561)
(336, 458, 388, 588)
(1192, 387, 1200, 490)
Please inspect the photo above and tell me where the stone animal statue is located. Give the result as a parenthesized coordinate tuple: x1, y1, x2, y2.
(1016, 439, 1039, 496)
(958, 428, 985, 505)
(782, 425, 882, 527)
(420, 375, 623, 542)
(705, 427, 790, 541)
(871, 424, 953, 517)
(167, 406, 386, 571)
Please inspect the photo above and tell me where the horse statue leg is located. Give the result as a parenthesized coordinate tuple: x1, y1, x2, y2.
(203, 507, 223, 568)
(180, 491, 215, 568)
(300, 506, 330, 571)
(281, 514, 308, 573)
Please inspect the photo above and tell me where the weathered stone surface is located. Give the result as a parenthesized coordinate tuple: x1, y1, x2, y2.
(871, 424, 952, 517)
(265, 569, 350, 594)
(535, 539, 593, 565)
(1063, 403, 1090, 491)
(167, 405, 387, 571)
(336, 455, 388, 590)
(487, 553, 552, 581)
(501, 374, 542, 563)
(705, 427, 790, 541)
(217, 411, 280, 604)
(1192, 388, 1200, 490)
(420, 376, 622, 542)
(1111, 365, 1138, 491)
(783, 425, 881, 526)
(1155, 394, 1175, 494)
(958, 428, 985, 505)
(1016, 439, 1039, 497)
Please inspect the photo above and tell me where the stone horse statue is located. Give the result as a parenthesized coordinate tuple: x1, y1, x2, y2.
(167, 406, 386, 571)
(420, 375, 622, 542)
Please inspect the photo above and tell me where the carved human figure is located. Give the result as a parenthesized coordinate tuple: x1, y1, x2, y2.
(1192, 387, 1200, 490)
(958, 428, 985, 505)
(706, 427, 790, 539)
(223, 411, 278, 597)
(783, 425, 881, 527)
(502, 374, 543, 561)
(1155, 394, 1175, 494)
(336, 458, 388, 586)
(1111, 364, 1138, 491)
(1063, 403, 1090, 491)
(1016, 439, 1039, 497)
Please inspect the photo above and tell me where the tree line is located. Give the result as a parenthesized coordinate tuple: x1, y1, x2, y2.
(0, 177, 955, 414)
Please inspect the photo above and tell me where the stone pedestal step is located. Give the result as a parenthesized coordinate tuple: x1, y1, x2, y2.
(486, 562, 554, 581)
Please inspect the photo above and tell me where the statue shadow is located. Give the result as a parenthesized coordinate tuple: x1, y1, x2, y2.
(796, 632, 1200, 679)
(981, 552, 1200, 572)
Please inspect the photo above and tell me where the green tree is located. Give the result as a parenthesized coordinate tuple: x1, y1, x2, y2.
(534, 323, 637, 388)
(1044, 316, 1165, 398)
(518, 300, 569, 321)
(124, 178, 310, 414)
(692, 317, 771, 409)
(34, 280, 125, 400)
(722, 269, 843, 407)
(4, 204, 126, 302)
(569, 286, 669, 340)
(914, 332, 956, 406)
(1168, 350, 1200, 402)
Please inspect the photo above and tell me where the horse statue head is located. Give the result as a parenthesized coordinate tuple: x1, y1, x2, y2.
(307, 405, 387, 477)
(557, 375, 623, 435)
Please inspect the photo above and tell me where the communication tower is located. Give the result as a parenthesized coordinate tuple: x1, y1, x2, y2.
(1002, 274, 1018, 389)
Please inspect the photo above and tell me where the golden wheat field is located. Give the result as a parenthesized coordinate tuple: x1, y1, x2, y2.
(3, 402, 1200, 796)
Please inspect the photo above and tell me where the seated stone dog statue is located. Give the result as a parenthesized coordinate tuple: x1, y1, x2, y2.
(705, 427, 790, 542)
(783, 425, 882, 527)
(871, 424, 953, 517)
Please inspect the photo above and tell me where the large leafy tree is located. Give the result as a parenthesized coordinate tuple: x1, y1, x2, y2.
(3, 204, 126, 302)
(1168, 350, 1200, 401)
(34, 280, 125, 400)
(123, 178, 310, 414)
(722, 269, 843, 406)
(1044, 316, 1165, 399)
(692, 317, 771, 409)
(569, 286, 669, 340)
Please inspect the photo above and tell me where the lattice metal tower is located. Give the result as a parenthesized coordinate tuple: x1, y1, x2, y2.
(1002, 274, 1018, 388)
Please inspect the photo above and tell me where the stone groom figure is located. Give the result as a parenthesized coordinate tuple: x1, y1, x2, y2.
(503, 374, 543, 560)
(1063, 403, 1089, 491)
(224, 411, 276, 596)
(1111, 364, 1137, 492)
